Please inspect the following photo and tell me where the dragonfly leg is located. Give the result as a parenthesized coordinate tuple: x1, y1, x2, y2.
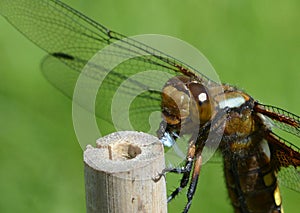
(167, 159, 194, 202)
(152, 164, 191, 182)
(167, 139, 197, 202)
(183, 154, 202, 213)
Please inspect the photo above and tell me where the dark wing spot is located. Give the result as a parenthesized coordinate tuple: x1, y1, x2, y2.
(52, 52, 74, 60)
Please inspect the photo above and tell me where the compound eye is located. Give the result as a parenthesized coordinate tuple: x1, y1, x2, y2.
(188, 83, 212, 124)
(189, 83, 210, 105)
(160, 77, 191, 125)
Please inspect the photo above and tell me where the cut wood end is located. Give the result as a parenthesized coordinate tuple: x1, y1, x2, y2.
(84, 131, 165, 178)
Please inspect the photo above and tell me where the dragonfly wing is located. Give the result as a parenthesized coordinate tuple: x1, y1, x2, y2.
(267, 131, 300, 192)
(256, 103, 300, 138)
(278, 166, 300, 192)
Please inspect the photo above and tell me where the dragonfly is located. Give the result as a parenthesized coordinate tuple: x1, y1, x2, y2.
(1, 0, 299, 212)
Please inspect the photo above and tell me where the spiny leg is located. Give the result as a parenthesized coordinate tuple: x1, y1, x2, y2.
(183, 153, 202, 213)
(167, 159, 193, 202)
(167, 138, 197, 202)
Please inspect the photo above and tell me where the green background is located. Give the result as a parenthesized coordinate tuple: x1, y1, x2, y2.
(0, 0, 299, 212)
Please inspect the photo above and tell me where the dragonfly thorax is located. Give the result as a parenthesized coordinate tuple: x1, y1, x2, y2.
(216, 88, 256, 137)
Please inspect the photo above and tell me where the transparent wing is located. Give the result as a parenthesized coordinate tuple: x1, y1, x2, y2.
(278, 166, 300, 193)
(256, 103, 300, 138)
(41, 53, 167, 135)
(0, 0, 219, 134)
(0, 0, 215, 82)
(267, 131, 300, 192)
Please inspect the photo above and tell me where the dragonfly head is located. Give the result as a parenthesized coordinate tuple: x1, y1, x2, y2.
(160, 75, 212, 135)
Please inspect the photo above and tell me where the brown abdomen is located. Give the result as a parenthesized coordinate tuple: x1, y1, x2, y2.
(223, 139, 283, 213)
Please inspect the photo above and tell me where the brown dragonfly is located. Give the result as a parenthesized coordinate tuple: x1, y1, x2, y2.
(1, 0, 299, 212)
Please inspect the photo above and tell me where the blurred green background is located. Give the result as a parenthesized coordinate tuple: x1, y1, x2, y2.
(0, 0, 299, 212)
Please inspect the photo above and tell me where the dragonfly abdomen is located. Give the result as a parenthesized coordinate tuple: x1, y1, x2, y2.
(223, 139, 283, 213)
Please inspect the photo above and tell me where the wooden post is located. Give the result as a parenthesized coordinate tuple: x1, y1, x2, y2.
(84, 131, 167, 213)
